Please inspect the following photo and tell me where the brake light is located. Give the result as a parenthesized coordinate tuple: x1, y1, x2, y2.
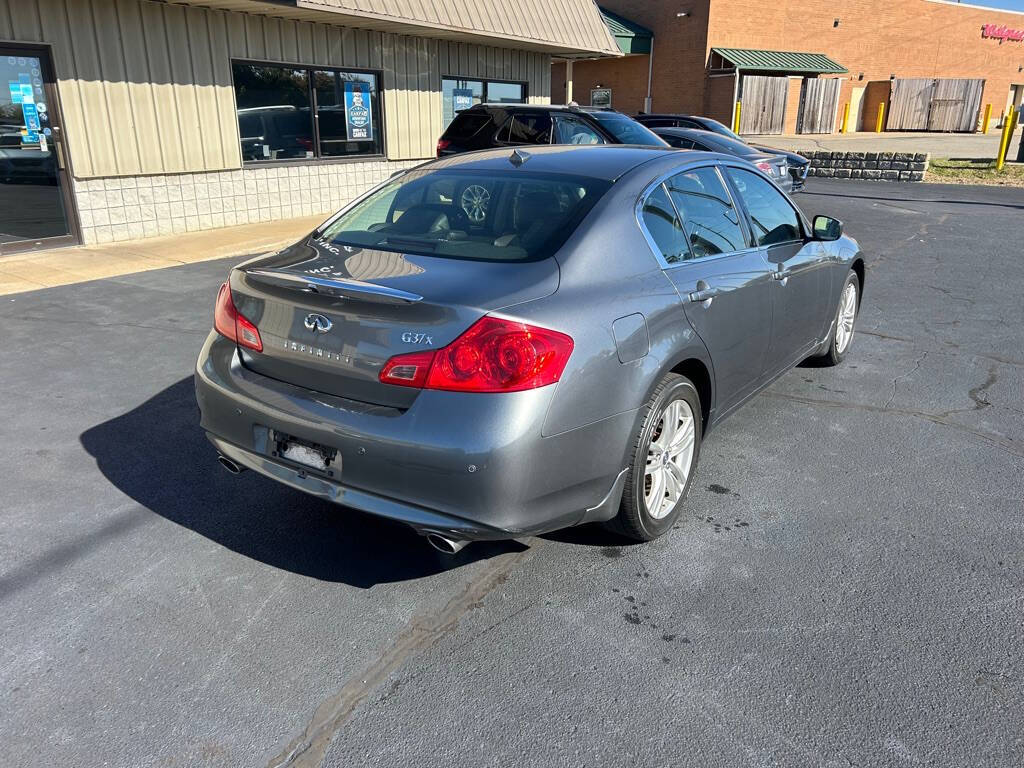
(214, 282, 262, 352)
(436, 138, 451, 157)
(756, 160, 774, 175)
(379, 316, 574, 392)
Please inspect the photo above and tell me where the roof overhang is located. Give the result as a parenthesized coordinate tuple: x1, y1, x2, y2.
(170, 0, 622, 57)
(710, 47, 848, 75)
(599, 7, 653, 55)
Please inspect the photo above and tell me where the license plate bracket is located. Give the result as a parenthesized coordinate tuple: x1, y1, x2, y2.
(272, 432, 338, 476)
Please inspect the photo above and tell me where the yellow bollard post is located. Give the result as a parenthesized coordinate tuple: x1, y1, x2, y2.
(996, 115, 1012, 171)
(841, 103, 850, 133)
(875, 102, 885, 133)
(981, 103, 992, 134)
(733, 101, 742, 134)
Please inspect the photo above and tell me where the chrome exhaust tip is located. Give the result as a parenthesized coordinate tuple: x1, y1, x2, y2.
(425, 532, 468, 555)
(217, 455, 244, 475)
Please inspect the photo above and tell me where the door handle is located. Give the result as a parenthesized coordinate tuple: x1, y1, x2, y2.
(687, 282, 720, 304)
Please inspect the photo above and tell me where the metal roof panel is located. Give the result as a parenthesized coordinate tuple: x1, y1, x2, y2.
(711, 47, 848, 74)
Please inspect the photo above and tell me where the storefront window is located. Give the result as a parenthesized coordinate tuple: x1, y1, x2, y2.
(232, 61, 383, 163)
(442, 78, 524, 129)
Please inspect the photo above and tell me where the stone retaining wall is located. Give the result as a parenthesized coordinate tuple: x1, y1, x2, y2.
(805, 152, 929, 181)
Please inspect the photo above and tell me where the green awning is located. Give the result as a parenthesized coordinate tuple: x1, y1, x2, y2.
(711, 47, 847, 74)
(600, 7, 652, 55)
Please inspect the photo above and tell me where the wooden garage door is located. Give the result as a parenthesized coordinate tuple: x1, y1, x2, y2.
(739, 75, 788, 134)
(887, 78, 934, 130)
(888, 78, 985, 132)
(928, 79, 985, 132)
(797, 78, 841, 134)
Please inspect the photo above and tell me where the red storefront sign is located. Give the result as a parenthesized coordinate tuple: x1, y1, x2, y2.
(982, 24, 1024, 42)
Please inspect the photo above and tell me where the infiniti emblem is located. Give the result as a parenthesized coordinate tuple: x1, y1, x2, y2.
(304, 313, 333, 333)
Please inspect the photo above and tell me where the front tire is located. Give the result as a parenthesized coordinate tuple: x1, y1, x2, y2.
(613, 373, 702, 541)
(820, 271, 860, 366)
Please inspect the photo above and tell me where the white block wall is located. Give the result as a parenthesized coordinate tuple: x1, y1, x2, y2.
(72, 158, 422, 245)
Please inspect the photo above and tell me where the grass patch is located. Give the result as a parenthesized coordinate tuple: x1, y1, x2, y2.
(926, 157, 1024, 186)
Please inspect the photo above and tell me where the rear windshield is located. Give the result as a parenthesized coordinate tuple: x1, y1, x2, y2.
(587, 112, 668, 146)
(442, 112, 493, 141)
(318, 169, 611, 262)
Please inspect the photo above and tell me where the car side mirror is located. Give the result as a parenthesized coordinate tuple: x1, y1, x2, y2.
(812, 215, 843, 242)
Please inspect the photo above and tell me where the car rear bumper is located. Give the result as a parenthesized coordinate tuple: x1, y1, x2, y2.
(195, 333, 633, 540)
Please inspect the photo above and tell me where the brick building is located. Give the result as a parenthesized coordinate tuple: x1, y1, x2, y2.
(552, 0, 1024, 135)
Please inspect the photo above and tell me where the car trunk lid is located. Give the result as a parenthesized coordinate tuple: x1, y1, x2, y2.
(228, 235, 559, 408)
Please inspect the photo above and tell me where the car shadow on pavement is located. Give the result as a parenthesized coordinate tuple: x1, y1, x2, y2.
(79, 377, 525, 588)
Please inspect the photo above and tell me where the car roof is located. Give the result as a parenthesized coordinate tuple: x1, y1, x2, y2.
(420, 144, 687, 182)
(468, 103, 619, 115)
(638, 113, 701, 120)
(652, 127, 719, 138)
(653, 127, 764, 154)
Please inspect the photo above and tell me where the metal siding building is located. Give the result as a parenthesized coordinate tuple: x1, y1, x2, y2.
(0, 0, 617, 250)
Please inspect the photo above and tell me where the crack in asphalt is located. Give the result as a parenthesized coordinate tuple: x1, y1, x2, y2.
(765, 391, 1023, 460)
(966, 364, 998, 411)
(266, 547, 533, 768)
(885, 350, 928, 410)
(859, 329, 1024, 368)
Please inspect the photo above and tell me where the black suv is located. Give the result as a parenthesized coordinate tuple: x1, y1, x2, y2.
(437, 104, 668, 156)
(635, 113, 809, 191)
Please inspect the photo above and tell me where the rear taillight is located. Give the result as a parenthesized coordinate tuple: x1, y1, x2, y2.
(755, 160, 774, 174)
(379, 316, 574, 393)
(214, 282, 262, 352)
(436, 138, 451, 157)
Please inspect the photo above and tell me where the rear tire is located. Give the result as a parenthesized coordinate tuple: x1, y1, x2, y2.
(818, 271, 859, 366)
(612, 373, 702, 542)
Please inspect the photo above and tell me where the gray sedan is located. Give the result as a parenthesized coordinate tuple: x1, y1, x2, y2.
(195, 146, 863, 553)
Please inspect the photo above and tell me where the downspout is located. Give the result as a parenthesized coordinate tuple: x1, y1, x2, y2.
(644, 39, 655, 113)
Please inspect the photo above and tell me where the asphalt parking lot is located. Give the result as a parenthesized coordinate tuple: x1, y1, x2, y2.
(2, 178, 1022, 767)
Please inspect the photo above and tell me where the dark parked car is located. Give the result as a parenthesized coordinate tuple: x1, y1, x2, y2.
(636, 113, 809, 191)
(196, 145, 863, 554)
(653, 127, 792, 193)
(437, 104, 668, 156)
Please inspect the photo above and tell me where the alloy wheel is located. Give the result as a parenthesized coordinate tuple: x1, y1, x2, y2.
(460, 185, 490, 223)
(835, 281, 858, 354)
(644, 398, 696, 519)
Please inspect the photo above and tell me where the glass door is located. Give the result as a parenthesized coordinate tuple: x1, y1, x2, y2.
(0, 45, 79, 254)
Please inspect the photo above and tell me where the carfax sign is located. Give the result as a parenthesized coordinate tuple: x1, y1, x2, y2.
(344, 81, 373, 142)
(453, 88, 473, 113)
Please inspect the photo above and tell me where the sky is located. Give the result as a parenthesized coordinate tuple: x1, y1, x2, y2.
(959, 0, 1024, 11)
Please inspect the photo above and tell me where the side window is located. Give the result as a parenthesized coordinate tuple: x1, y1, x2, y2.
(726, 168, 802, 247)
(553, 115, 605, 145)
(665, 167, 747, 257)
(507, 113, 552, 144)
(640, 184, 691, 264)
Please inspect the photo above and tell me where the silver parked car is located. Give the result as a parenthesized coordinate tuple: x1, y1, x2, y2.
(195, 146, 864, 553)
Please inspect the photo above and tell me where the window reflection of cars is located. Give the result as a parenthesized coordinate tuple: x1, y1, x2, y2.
(0, 130, 56, 184)
(237, 106, 313, 161)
